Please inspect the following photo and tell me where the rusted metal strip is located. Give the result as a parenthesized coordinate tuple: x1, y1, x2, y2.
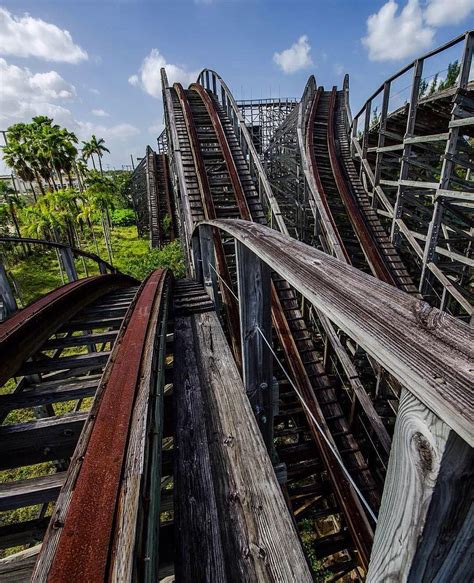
(45, 270, 168, 582)
(271, 287, 374, 568)
(190, 83, 252, 221)
(0, 274, 136, 386)
(174, 82, 242, 366)
(305, 87, 351, 263)
(326, 87, 397, 286)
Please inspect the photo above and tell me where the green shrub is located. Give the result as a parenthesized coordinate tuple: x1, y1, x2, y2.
(111, 208, 136, 227)
(122, 240, 185, 280)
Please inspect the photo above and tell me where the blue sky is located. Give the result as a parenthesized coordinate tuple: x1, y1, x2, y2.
(1, 0, 473, 172)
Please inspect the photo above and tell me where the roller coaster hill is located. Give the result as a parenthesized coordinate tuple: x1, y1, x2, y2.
(0, 31, 472, 583)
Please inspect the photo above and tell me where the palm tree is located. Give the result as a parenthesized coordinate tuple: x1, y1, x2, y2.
(83, 135, 109, 175)
(0, 181, 23, 240)
(81, 139, 97, 171)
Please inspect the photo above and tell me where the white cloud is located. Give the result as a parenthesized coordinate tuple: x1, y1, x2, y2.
(362, 1, 434, 61)
(0, 58, 77, 126)
(362, 0, 474, 62)
(425, 0, 474, 26)
(129, 49, 199, 99)
(0, 7, 87, 63)
(273, 35, 313, 74)
(89, 88, 100, 95)
(0, 57, 139, 172)
(77, 121, 139, 141)
(92, 108, 109, 117)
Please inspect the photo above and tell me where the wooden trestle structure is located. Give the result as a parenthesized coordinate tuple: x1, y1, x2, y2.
(0, 31, 472, 583)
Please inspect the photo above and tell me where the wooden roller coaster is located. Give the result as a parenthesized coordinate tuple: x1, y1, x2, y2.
(0, 30, 472, 583)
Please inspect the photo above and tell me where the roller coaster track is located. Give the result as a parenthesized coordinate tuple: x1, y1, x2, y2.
(0, 32, 472, 582)
(305, 85, 417, 294)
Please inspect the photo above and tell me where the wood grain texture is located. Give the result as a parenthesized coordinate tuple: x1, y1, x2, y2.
(236, 241, 273, 449)
(203, 219, 473, 446)
(193, 310, 312, 582)
(366, 389, 452, 581)
(174, 315, 227, 583)
(0, 545, 41, 583)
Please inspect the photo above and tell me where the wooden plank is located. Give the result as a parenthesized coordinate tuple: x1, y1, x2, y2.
(367, 390, 473, 581)
(0, 378, 98, 413)
(173, 314, 227, 583)
(204, 220, 473, 446)
(193, 310, 312, 582)
(235, 241, 273, 449)
(0, 412, 86, 470)
(0, 545, 41, 583)
(17, 352, 110, 375)
(0, 472, 64, 511)
(0, 518, 49, 550)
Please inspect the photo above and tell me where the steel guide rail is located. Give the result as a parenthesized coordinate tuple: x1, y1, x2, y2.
(32, 269, 170, 581)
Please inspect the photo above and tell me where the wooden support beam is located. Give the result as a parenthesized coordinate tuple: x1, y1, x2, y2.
(235, 240, 273, 450)
(367, 389, 473, 581)
(0, 412, 86, 470)
(0, 518, 49, 550)
(0, 472, 64, 511)
(0, 262, 17, 317)
(0, 545, 41, 582)
(173, 307, 312, 582)
(59, 247, 77, 282)
(198, 224, 220, 311)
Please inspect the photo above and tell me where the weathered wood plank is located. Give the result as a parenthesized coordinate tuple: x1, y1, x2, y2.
(0, 378, 98, 413)
(0, 412, 86, 470)
(204, 219, 473, 446)
(235, 241, 273, 449)
(0, 472, 64, 511)
(0, 545, 41, 583)
(193, 310, 312, 582)
(173, 314, 227, 583)
(367, 389, 473, 581)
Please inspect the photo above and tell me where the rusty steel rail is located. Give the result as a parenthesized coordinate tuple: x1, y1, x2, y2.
(0, 273, 136, 387)
(174, 82, 242, 365)
(305, 87, 351, 263)
(33, 269, 170, 582)
(326, 88, 397, 286)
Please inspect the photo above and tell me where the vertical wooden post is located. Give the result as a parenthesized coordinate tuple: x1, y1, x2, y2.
(367, 389, 473, 581)
(391, 59, 423, 246)
(235, 241, 273, 451)
(0, 262, 17, 317)
(59, 247, 77, 282)
(191, 230, 203, 284)
(373, 81, 391, 209)
(420, 32, 474, 295)
(359, 100, 371, 181)
(98, 261, 108, 275)
(199, 225, 220, 312)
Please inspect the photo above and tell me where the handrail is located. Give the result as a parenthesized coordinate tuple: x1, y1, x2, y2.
(352, 30, 469, 121)
(197, 219, 473, 447)
(0, 236, 116, 273)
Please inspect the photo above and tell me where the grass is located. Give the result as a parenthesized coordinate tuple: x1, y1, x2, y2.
(7, 226, 147, 307)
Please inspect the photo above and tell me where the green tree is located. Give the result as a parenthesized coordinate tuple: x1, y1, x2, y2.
(82, 135, 109, 175)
